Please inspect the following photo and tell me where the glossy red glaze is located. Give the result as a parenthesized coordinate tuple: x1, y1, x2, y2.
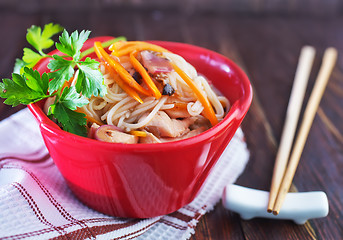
(28, 37, 252, 218)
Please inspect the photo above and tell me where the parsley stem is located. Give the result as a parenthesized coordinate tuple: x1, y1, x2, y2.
(38, 50, 51, 58)
(80, 36, 127, 59)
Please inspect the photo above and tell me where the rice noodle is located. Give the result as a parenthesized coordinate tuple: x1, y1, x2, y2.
(187, 100, 204, 116)
(122, 96, 168, 130)
(82, 50, 229, 138)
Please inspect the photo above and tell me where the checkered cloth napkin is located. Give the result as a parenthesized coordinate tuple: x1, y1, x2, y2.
(0, 108, 249, 239)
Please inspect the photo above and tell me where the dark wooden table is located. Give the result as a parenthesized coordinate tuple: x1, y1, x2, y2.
(1, 9, 342, 240)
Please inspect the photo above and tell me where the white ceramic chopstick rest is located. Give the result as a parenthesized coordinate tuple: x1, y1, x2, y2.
(222, 184, 329, 224)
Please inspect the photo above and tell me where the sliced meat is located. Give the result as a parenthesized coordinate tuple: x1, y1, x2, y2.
(143, 111, 195, 138)
(139, 131, 162, 144)
(162, 126, 207, 142)
(164, 98, 191, 119)
(165, 107, 190, 119)
(95, 125, 138, 144)
(176, 126, 207, 140)
(140, 51, 172, 74)
(101, 130, 138, 144)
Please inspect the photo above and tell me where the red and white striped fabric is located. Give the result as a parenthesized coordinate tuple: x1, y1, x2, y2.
(0, 108, 249, 239)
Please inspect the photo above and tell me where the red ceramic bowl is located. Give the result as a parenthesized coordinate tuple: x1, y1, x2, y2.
(28, 37, 252, 218)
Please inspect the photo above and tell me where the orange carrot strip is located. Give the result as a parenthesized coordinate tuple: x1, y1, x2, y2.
(130, 50, 161, 99)
(60, 77, 74, 94)
(108, 41, 128, 52)
(109, 41, 170, 54)
(171, 102, 188, 110)
(171, 63, 218, 126)
(109, 41, 138, 52)
(62, 77, 72, 88)
(111, 42, 170, 57)
(104, 63, 144, 104)
(76, 108, 104, 126)
(130, 130, 147, 137)
(93, 41, 151, 96)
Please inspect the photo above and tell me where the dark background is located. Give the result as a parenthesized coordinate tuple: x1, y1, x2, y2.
(1, 0, 342, 239)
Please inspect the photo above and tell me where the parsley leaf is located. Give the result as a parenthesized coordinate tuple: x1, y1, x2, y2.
(24, 67, 49, 94)
(50, 30, 106, 98)
(48, 86, 88, 136)
(56, 29, 90, 61)
(2, 24, 117, 138)
(0, 68, 50, 107)
(22, 48, 44, 69)
(26, 23, 64, 53)
(76, 57, 106, 98)
(49, 102, 88, 137)
(59, 86, 89, 110)
(14, 23, 63, 74)
(48, 55, 75, 93)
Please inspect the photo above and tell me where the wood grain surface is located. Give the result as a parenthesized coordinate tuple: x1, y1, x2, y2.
(0, 8, 342, 240)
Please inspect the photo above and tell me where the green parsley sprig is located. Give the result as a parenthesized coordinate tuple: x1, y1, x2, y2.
(1, 23, 125, 137)
(14, 23, 64, 74)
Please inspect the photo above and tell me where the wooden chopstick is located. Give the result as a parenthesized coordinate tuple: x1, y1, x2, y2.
(267, 46, 316, 213)
(272, 47, 338, 215)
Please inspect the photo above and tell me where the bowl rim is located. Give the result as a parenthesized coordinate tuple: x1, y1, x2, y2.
(28, 37, 252, 150)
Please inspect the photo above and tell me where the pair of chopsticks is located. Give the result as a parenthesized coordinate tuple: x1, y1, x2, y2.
(267, 46, 338, 215)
